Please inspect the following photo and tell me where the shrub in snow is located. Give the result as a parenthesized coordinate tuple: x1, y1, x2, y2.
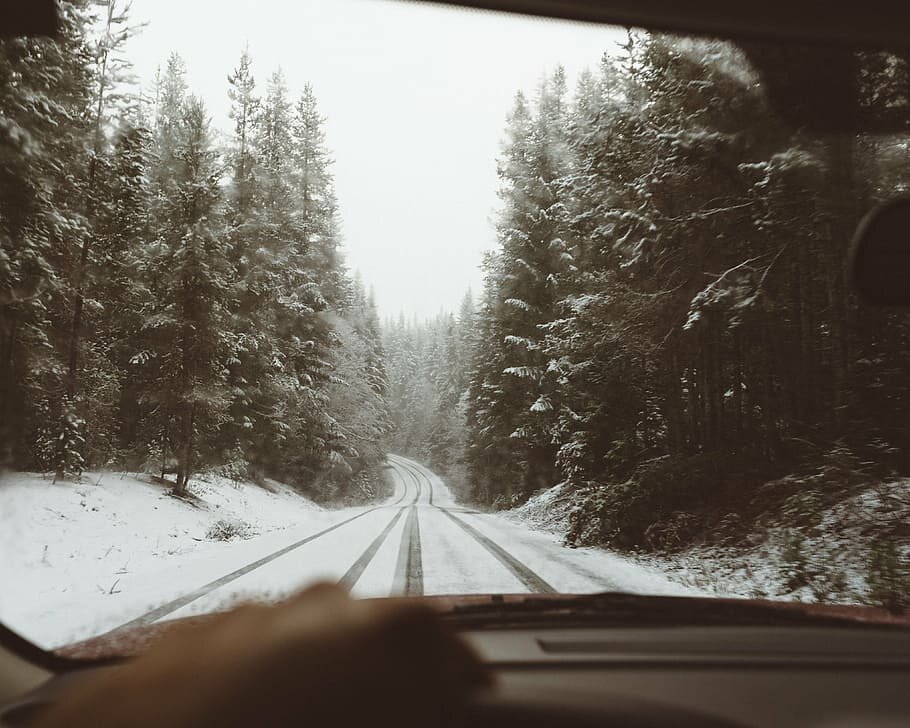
(32, 397, 85, 479)
(712, 513, 744, 545)
(492, 492, 523, 512)
(778, 490, 825, 530)
(645, 512, 702, 552)
(54, 399, 85, 480)
(212, 450, 250, 487)
(32, 399, 57, 473)
(867, 538, 910, 612)
(566, 454, 728, 551)
(206, 518, 253, 541)
(779, 529, 811, 592)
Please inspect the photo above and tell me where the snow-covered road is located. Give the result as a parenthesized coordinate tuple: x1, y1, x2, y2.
(2, 458, 697, 649)
(100, 457, 695, 633)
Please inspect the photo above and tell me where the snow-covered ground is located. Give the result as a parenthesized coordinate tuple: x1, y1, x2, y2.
(1, 461, 701, 652)
(0, 471, 343, 649)
(505, 479, 910, 606)
(21, 459, 898, 655)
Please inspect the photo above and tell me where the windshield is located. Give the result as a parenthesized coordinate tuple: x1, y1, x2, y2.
(1, 0, 909, 656)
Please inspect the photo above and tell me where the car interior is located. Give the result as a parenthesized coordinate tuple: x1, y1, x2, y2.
(1, 1, 910, 726)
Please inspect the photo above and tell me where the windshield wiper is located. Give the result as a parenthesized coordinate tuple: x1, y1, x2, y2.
(439, 593, 904, 629)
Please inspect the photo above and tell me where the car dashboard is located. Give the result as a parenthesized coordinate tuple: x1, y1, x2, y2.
(2, 624, 909, 727)
(462, 624, 910, 727)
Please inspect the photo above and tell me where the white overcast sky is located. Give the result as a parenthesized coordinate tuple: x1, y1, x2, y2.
(125, 0, 624, 319)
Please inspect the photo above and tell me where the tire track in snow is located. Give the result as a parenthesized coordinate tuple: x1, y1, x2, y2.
(389, 459, 424, 596)
(388, 456, 555, 594)
(96, 467, 414, 636)
(391, 505, 423, 596)
(339, 466, 422, 591)
(402, 457, 624, 592)
(436, 508, 555, 593)
(338, 509, 407, 590)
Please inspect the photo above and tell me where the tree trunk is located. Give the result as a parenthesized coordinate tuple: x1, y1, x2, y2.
(795, 241, 814, 424)
(664, 347, 685, 454)
(686, 365, 700, 451)
(700, 338, 712, 450)
(0, 315, 18, 460)
(732, 328, 744, 446)
(760, 314, 781, 459)
(825, 136, 856, 435)
(160, 425, 169, 482)
(176, 404, 196, 494)
(710, 322, 724, 451)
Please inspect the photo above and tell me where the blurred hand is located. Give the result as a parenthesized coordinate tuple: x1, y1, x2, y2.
(37, 583, 489, 728)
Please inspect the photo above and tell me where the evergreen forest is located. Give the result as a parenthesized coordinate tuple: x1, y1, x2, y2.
(3, 3, 910, 569)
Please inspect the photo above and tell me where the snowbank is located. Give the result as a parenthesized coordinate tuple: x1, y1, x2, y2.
(504, 483, 578, 535)
(633, 479, 910, 605)
(503, 484, 704, 597)
(503, 479, 910, 608)
(0, 471, 328, 649)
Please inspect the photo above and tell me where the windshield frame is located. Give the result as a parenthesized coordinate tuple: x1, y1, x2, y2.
(2, 0, 910, 661)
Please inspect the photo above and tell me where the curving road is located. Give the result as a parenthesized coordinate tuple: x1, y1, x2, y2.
(96, 456, 691, 640)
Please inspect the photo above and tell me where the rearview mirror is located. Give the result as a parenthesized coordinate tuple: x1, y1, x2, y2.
(851, 197, 910, 306)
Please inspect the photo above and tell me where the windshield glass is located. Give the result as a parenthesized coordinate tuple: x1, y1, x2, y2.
(1, 0, 909, 655)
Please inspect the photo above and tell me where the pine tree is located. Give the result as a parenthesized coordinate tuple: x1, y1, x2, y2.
(320, 283, 390, 501)
(137, 86, 232, 494)
(226, 46, 260, 224)
(293, 84, 344, 308)
(220, 47, 277, 480)
(464, 71, 574, 505)
(0, 1, 94, 471)
(88, 120, 154, 466)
